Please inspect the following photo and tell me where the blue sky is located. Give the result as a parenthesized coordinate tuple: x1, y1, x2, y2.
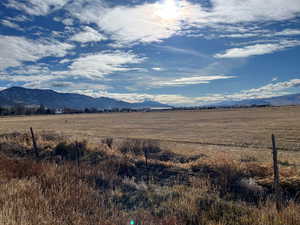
(0, 0, 300, 106)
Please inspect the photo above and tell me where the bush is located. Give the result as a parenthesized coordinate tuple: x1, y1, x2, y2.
(119, 139, 161, 156)
(102, 137, 114, 149)
(53, 141, 87, 161)
(240, 154, 258, 163)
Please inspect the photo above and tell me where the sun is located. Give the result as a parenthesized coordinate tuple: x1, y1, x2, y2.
(155, 0, 181, 20)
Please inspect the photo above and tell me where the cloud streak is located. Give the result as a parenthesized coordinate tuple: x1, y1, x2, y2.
(57, 51, 146, 78)
(1, 19, 23, 30)
(0, 35, 74, 70)
(93, 79, 300, 105)
(70, 26, 107, 43)
(68, 0, 300, 44)
(215, 40, 300, 58)
(6, 0, 69, 16)
(195, 79, 300, 104)
(152, 75, 236, 87)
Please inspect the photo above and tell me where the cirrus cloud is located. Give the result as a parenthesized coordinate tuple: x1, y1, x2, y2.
(67, 0, 300, 46)
(151, 75, 236, 87)
(70, 26, 107, 43)
(6, 0, 69, 16)
(57, 50, 146, 78)
(215, 40, 300, 58)
(0, 35, 74, 70)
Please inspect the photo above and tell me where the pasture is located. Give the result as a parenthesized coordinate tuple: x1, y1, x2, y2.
(0, 106, 300, 225)
(1, 106, 300, 166)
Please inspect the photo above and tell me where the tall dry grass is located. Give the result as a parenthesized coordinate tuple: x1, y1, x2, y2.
(0, 132, 299, 225)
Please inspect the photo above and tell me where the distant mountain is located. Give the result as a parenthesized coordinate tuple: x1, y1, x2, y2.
(215, 93, 300, 107)
(131, 100, 171, 109)
(0, 95, 14, 106)
(0, 87, 171, 110)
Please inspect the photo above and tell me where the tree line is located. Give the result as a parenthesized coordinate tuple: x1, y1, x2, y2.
(0, 103, 273, 117)
(0, 104, 154, 116)
(0, 104, 53, 116)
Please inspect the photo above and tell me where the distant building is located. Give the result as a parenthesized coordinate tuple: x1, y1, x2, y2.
(150, 107, 173, 110)
(55, 108, 64, 114)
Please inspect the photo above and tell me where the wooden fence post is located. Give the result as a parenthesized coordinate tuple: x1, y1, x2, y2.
(76, 141, 80, 168)
(144, 149, 149, 184)
(30, 127, 39, 158)
(272, 134, 281, 211)
(75, 141, 81, 214)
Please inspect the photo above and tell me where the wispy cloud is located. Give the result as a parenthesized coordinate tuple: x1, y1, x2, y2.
(158, 45, 208, 57)
(274, 29, 300, 36)
(238, 79, 300, 97)
(70, 26, 107, 43)
(7, 0, 300, 48)
(215, 40, 300, 58)
(92, 78, 300, 105)
(219, 28, 300, 39)
(6, 0, 68, 16)
(152, 67, 164, 71)
(78, 91, 197, 105)
(1, 19, 23, 30)
(64, 0, 300, 48)
(0, 35, 74, 70)
(68, 0, 184, 45)
(0, 64, 66, 86)
(6, 15, 30, 22)
(152, 75, 236, 87)
(57, 51, 146, 79)
(62, 18, 74, 26)
(24, 80, 109, 92)
(207, 0, 300, 23)
(195, 78, 300, 104)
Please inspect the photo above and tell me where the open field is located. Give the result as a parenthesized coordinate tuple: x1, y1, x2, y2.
(0, 106, 300, 225)
(1, 106, 300, 166)
(1, 106, 300, 148)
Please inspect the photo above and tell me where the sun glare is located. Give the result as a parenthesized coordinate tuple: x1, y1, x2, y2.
(155, 0, 181, 20)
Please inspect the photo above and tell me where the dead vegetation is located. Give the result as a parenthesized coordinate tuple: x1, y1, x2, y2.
(0, 132, 299, 225)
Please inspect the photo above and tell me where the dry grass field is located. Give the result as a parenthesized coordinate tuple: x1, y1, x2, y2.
(0, 106, 300, 225)
(1, 106, 300, 148)
(1, 106, 300, 165)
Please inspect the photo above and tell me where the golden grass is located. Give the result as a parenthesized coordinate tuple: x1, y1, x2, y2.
(0, 106, 300, 224)
(0, 106, 300, 150)
(0, 131, 299, 225)
(1, 106, 300, 169)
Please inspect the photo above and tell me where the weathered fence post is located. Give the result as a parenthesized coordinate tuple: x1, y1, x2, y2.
(272, 134, 281, 211)
(76, 141, 80, 167)
(75, 141, 79, 213)
(144, 149, 149, 184)
(30, 127, 39, 158)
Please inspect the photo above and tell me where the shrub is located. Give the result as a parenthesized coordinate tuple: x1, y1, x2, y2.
(53, 141, 87, 161)
(119, 139, 161, 156)
(102, 137, 114, 149)
(240, 154, 258, 163)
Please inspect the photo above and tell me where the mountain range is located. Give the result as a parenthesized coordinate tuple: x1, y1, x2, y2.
(214, 93, 300, 107)
(0, 87, 299, 110)
(0, 87, 171, 110)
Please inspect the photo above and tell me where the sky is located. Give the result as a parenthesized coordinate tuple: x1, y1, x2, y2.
(0, 0, 300, 106)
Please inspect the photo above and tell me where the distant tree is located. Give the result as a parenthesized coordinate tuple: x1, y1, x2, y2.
(25, 108, 35, 115)
(90, 108, 98, 113)
(15, 104, 26, 115)
(46, 108, 53, 114)
(37, 104, 46, 114)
